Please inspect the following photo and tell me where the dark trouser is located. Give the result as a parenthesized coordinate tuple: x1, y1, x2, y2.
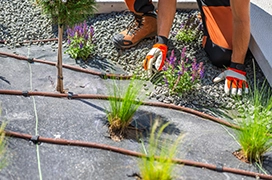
(196, 0, 232, 68)
(125, 0, 233, 68)
(124, 0, 155, 13)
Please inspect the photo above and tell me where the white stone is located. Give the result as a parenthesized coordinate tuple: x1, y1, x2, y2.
(249, 1, 272, 86)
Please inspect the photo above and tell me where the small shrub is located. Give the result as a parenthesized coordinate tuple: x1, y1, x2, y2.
(175, 13, 202, 43)
(106, 79, 143, 140)
(138, 120, 183, 180)
(162, 49, 204, 95)
(65, 21, 95, 60)
(176, 29, 196, 43)
(32, 0, 97, 93)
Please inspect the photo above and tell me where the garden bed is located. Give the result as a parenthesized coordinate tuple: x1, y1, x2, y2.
(0, 43, 272, 180)
(0, 0, 272, 179)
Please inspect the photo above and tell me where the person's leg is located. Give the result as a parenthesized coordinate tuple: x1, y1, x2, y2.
(112, 0, 157, 49)
(196, 0, 232, 68)
(125, 0, 154, 13)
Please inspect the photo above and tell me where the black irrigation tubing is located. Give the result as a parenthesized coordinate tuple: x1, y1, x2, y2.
(0, 89, 240, 130)
(4, 130, 272, 179)
(0, 51, 132, 80)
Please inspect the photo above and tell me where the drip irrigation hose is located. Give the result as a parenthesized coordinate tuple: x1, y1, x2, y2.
(0, 89, 240, 130)
(0, 51, 132, 80)
(4, 130, 272, 179)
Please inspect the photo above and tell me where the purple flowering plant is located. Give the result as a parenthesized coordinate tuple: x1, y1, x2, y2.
(175, 12, 203, 43)
(163, 48, 204, 95)
(65, 21, 95, 60)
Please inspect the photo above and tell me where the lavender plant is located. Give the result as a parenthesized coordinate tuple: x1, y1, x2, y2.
(65, 21, 95, 60)
(175, 12, 203, 43)
(163, 48, 204, 95)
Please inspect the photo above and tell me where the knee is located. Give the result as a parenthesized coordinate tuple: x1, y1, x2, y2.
(207, 49, 231, 68)
(204, 38, 232, 68)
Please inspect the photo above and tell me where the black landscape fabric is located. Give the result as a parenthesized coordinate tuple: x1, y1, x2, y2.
(0, 45, 271, 179)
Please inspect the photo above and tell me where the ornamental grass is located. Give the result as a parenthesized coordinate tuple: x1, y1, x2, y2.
(0, 109, 7, 171)
(106, 79, 144, 140)
(138, 120, 184, 180)
(234, 63, 272, 164)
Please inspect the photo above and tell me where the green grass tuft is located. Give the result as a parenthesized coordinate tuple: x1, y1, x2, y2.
(106, 79, 143, 139)
(138, 120, 184, 180)
(0, 108, 7, 171)
(0, 122, 7, 171)
(234, 62, 272, 164)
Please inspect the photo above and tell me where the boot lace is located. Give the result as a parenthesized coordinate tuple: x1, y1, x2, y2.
(126, 15, 143, 35)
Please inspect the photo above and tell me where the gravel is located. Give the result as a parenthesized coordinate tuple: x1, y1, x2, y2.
(0, 0, 269, 118)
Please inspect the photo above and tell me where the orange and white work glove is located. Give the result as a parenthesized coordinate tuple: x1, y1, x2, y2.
(143, 36, 168, 77)
(213, 62, 249, 96)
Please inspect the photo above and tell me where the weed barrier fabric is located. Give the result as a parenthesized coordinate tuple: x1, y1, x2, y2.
(0, 45, 271, 179)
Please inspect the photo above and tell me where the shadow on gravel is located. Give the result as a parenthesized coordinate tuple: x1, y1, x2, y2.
(0, 24, 10, 41)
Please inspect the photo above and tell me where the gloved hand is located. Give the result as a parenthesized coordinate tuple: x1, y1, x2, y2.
(143, 36, 168, 77)
(213, 62, 249, 96)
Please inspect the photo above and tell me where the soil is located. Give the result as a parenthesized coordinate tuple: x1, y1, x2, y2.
(109, 124, 144, 142)
(233, 149, 250, 164)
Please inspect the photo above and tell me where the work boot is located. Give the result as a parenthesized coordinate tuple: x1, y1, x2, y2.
(112, 12, 157, 49)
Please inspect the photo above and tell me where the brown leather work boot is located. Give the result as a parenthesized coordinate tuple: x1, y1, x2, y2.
(113, 12, 157, 49)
